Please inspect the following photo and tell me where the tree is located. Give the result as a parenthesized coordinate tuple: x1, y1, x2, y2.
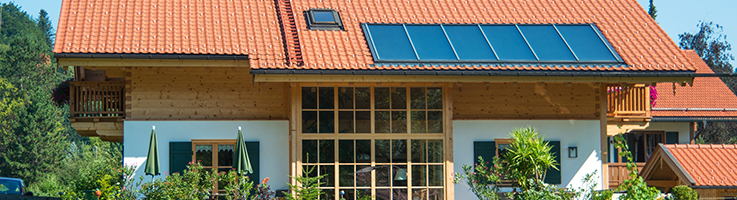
(648, 0, 657, 20)
(36, 9, 54, 48)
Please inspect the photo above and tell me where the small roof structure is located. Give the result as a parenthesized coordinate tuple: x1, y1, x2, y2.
(640, 144, 737, 191)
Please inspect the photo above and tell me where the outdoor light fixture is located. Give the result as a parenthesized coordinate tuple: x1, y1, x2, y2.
(568, 147, 578, 158)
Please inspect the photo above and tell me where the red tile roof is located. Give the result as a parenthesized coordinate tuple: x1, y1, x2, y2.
(664, 144, 737, 187)
(652, 50, 737, 117)
(55, 0, 696, 72)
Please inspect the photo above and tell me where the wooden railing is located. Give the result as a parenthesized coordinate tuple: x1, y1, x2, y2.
(607, 85, 650, 118)
(608, 162, 645, 189)
(70, 81, 125, 119)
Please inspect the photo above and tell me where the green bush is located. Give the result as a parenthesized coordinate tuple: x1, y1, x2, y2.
(285, 164, 326, 200)
(454, 156, 504, 200)
(503, 126, 558, 190)
(613, 134, 661, 200)
(139, 161, 217, 200)
(672, 185, 697, 200)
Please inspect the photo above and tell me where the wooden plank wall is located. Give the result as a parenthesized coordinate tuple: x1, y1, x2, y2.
(128, 67, 288, 120)
(694, 188, 737, 199)
(452, 82, 599, 120)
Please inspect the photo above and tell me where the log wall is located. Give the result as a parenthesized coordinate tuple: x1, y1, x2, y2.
(452, 82, 599, 120)
(128, 67, 288, 120)
(694, 188, 737, 199)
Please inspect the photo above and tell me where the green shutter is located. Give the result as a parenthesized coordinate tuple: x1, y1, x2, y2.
(544, 141, 561, 184)
(473, 141, 496, 166)
(666, 132, 679, 144)
(245, 141, 260, 184)
(169, 142, 193, 174)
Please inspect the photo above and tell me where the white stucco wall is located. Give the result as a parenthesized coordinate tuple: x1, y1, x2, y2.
(123, 120, 289, 191)
(453, 120, 603, 200)
(641, 122, 691, 144)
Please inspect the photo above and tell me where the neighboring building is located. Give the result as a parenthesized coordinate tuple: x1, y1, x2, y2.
(54, 0, 705, 199)
(640, 144, 737, 199)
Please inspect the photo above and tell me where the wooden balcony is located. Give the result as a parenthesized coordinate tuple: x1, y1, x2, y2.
(69, 81, 125, 142)
(608, 162, 645, 190)
(607, 85, 651, 119)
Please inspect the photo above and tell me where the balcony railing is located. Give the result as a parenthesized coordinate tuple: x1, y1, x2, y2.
(608, 162, 644, 189)
(70, 81, 125, 119)
(607, 85, 650, 118)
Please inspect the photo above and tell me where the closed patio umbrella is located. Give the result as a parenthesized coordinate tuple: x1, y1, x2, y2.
(234, 126, 253, 175)
(144, 126, 160, 179)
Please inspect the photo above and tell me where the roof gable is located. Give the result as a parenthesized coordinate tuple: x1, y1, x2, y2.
(655, 144, 737, 187)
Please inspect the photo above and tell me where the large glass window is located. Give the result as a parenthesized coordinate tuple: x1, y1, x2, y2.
(300, 86, 445, 200)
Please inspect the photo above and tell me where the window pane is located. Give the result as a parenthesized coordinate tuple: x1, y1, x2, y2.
(426, 88, 442, 109)
(195, 145, 213, 166)
(321, 189, 335, 200)
(355, 111, 371, 133)
(375, 111, 391, 133)
(342, 189, 355, 200)
(338, 111, 354, 133)
(339, 165, 355, 187)
(302, 87, 317, 109)
(428, 165, 444, 186)
(518, 25, 576, 61)
(356, 165, 371, 186)
(392, 140, 407, 163)
(392, 111, 407, 133)
(375, 140, 391, 163)
(357, 189, 371, 200)
(302, 111, 317, 133)
(428, 188, 443, 200)
(376, 166, 390, 186)
(391, 87, 407, 109)
(339, 140, 354, 163)
(412, 189, 428, 200)
(427, 111, 443, 133)
(319, 111, 335, 133)
(319, 87, 334, 109)
(303, 165, 318, 177)
(393, 188, 408, 200)
(375, 87, 391, 109)
(481, 25, 536, 61)
(320, 165, 335, 187)
(366, 25, 418, 61)
(218, 145, 234, 167)
(411, 140, 426, 163)
(338, 87, 354, 109)
(319, 140, 335, 163)
(313, 10, 335, 22)
(444, 25, 497, 61)
(355, 87, 371, 109)
(410, 87, 426, 109)
(556, 25, 617, 61)
(411, 111, 427, 133)
(428, 140, 443, 163)
(376, 189, 391, 200)
(412, 165, 427, 186)
(303, 140, 318, 163)
(405, 25, 456, 60)
(393, 165, 408, 186)
(356, 140, 371, 163)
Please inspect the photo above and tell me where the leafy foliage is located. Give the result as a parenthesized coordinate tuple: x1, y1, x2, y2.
(254, 178, 275, 200)
(453, 156, 504, 200)
(613, 134, 661, 200)
(286, 164, 326, 200)
(219, 170, 255, 200)
(671, 185, 697, 200)
(139, 161, 217, 200)
(502, 126, 558, 190)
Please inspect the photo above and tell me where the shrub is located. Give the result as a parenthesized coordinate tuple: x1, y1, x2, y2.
(254, 178, 275, 200)
(503, 126, 558, 190)
(613, 134, 661, 200)
(139, 161, 217, 200)
(285, 164, 326, 200)
(672, 185, 697, 200)
(453, 156, 504, 200)
(219, 170, 255, 200)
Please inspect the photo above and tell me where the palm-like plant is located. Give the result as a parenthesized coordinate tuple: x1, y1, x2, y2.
(503, 126, 558, 190)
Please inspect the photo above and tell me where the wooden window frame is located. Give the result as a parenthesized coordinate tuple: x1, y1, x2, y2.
(192, 139, 236, 195)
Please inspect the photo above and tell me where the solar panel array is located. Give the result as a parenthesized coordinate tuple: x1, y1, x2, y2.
(362, 23, 623, 64)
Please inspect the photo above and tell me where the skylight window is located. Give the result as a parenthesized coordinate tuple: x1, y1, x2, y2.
(362, 23, 623, 63)
(305, 9, 343, 31)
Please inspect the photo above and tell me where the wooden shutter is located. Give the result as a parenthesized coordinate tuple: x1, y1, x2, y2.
(245, 141, 260, 184)
(665, 132, 679, 144)
(473, 141, 496, 166)
(544, 141, 561, 184)
(169, 142, 193, 174)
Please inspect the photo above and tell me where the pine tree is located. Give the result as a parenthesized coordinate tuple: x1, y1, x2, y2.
(648, 0, 657, 20)
(37, 9, 54, 48)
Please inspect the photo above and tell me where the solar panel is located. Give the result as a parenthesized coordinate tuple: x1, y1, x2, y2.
(362, 23, 622, 64)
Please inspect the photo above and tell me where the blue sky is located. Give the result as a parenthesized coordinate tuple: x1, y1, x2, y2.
(4, 0, 735, 66)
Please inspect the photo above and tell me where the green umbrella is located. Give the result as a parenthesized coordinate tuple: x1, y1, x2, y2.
(144, 126, 160, 178)
(233, 126, 253, 175)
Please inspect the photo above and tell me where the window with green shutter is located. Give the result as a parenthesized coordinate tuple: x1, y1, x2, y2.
(169, 142, 193, 174)
(665, 132, 679, 144)
(543, 141, 561, 185)
(473, 141, 496, 166)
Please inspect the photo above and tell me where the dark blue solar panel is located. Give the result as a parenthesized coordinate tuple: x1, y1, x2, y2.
(518, 25, 577, 61)
(480, 25, 537, 61)
(444, 25, 497, 61)
(556, 25, 618, 61)
(313, 10, 336, 23)
(405, 25, 457, 60)
(365, 25, 418, 61)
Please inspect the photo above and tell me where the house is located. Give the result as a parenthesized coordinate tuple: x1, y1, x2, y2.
(606, 50, 737, 189)
(54, 0, 702, 199)
(640, 144, 737, 199)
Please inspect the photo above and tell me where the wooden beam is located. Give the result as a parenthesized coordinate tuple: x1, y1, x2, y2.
(600, 83, 609, 189)
(57, 58, 250, 67)
(253, 74, 694, 84)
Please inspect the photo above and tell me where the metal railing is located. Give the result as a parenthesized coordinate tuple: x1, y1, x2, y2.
(607, 85, 651, 118)
(69, 81, 125, 119)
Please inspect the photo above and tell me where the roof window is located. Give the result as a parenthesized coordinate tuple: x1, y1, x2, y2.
(305, 9, 343, 31)
(362, 23, 623, 64)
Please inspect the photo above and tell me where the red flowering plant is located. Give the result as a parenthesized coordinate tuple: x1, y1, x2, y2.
(218, 169, 255, 200)
(453, 156, 505, 200)
(650, 85, 658, 107)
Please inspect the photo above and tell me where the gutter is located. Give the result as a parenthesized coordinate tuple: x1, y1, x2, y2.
(250, 69, 737, 77)
(690, 185, 737, 189)
(653, 108, 737, 111)
(651, 117, 737, 122)
(54, 53, 249, 60)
